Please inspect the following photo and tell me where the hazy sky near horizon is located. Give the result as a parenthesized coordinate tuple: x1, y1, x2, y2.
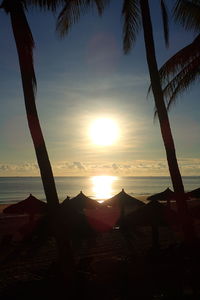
(0, 1, 200, 177)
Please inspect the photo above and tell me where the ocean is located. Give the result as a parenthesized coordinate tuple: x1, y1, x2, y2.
(0, 176, 199, 204)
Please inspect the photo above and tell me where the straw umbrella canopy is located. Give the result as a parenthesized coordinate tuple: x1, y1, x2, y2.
(104, 189, 144, 208)
(147, 188, 175, 202)
(63, 191, 99, 211)
(3, 194, 47, 216)
(187, 187, 200, 199)
(104, 189, 144, 220)
(59, 194, 98, 247)
(122, 200, 178, 227)
(120, 200, 178, 250)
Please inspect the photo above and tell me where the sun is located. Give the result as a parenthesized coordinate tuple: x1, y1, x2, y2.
(89, 118, 119, 146)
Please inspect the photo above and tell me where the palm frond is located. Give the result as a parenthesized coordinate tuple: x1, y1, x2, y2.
(24, 0, 65, 12)
(56, 0, 110, 36)
(166, 69, 200, 110)
(163, 55, 200, 109)
(174, 0, 200, 32)
(160, 0, 169, 47)
(151, 34, 200, 115)
(94, 0, 110, 15)
(159, 34, 200, 86)
(122, 0, 141, 54)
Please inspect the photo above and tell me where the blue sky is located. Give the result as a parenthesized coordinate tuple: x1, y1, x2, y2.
(0, 0, 200, 176)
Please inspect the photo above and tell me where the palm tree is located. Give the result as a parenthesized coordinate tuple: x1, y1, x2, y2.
(157, 0, 200, 109)
(120, 1, 186, 196)
(134, 0, 194, 240)
(0, 0, 60, 211)
(1, 0, 114, 286)
(0, 0, 75, 284)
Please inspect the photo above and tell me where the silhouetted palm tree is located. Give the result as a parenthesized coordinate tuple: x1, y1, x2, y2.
(0, 0, 60, 210)
(121, 1, 186, 196)
(135, 0, 194, 239)
(0, 0, 75, 283)
(158, 0, 200, 108)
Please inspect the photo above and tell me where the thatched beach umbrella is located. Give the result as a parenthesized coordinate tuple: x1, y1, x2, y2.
(59, 195, 98, 248)
(147, 187, 174, 201)
(3, 194, 47, 217)
(105, 189, 143, 206)
(120, 200, 178, 250)
(147, 188, 175, 207)
(104, 189, 144, 218)
(187, 187, 200, 199)
(3, 194, 47, 240)
(63, 191, 99, 211)
(123, 200, 178, 226)
(105, 189, 141, 206)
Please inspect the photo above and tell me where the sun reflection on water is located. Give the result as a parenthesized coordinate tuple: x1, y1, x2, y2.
(91, 176, 117, 202)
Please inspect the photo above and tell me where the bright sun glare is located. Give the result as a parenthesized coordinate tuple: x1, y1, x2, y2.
(91, 176, 117, 201)
(89, 118, 119, 146)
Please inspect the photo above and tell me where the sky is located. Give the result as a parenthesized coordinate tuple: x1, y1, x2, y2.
(0, 0, 200, 177)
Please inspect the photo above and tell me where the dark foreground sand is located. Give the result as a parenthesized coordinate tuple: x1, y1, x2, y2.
(1, 199, 200, 299)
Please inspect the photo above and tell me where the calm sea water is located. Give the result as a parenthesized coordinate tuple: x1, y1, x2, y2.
(0, 176, 199, 204)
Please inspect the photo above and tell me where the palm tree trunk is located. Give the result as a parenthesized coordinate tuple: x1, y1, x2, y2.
(8, 0, 59, 212)
(7, 0, 75, 284)
(139, 0, 195, 241)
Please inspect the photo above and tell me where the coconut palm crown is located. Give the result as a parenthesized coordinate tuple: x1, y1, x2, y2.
(158, 0, 200, 109)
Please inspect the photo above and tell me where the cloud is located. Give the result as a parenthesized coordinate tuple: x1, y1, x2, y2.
(1, 158, 200, 176)
(55, 161, 86, 172)
(0, 164, 11, 171)
(72, 162, 85, 170)
(52, 158, 200, 176)
(112, 163, 119, 170)
(0, 162, 39, 176)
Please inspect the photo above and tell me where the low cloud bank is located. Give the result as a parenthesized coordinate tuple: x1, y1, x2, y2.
(1, 158, 200, 176)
